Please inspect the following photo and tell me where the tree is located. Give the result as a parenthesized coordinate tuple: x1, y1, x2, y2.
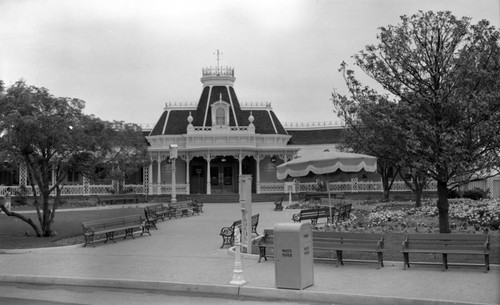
(340, 11, 500, 232)
(0, 80, 149, 237)
(333, 63, 401, 202)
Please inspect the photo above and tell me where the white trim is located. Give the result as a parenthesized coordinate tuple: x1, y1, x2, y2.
(202, 86, 212, 128)
(162, 111, 170, 135)
(267, 110, 278, 134)
(226, 86, 239, 126)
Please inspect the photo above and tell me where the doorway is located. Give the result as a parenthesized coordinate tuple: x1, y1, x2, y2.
(211, 157, 236, 193)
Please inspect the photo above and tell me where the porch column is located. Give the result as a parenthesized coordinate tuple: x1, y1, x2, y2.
(148, 161, 153, 195)
(256, 155, 261, 194)
(186, 158, 191, 195)
(238, 153, 243, 176)
(157, 154, 162, 194)
(206, 153, 211, 195)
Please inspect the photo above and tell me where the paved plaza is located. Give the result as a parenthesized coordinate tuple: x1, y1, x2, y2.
(1, 202, 499, 305)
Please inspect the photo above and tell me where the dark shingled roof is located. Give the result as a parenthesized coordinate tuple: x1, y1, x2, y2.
(286, 128, 344, 145)
(149, 84, 288, 136)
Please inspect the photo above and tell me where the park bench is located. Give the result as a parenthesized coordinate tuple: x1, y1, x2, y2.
(97, 195, 139, 205)
(401, 233, 490, 272)
(187, 197, 204, 214)
(258, 229, 275, 262)
(219, 214, 260, 248)
(144, 203, 169, 229)
(168, 201, 194, 218)
(313, 231, 385, 268)
(274, 195, 284, 211)
(291, 208, 328, 228)
(82, 214, 150, 247)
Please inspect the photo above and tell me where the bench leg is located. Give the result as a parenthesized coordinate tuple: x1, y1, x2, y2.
(442, 253, 448, 271)
(485, 254, 490, 272)
(105, 232, 116, 243)
(258, 246, 267, 263)
(83, 234, 95, 247)
(377, 252, 384, 268)
(124, 228, 135, 239)
(220, 235, 233, 248)
(336, 250, 343, 267)
(142, 225, 151, 236)
(403, 252, 410, 270)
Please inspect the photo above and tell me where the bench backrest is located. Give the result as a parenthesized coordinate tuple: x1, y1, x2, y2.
(313, 231, 384, 250)
(169, 201, 190, 209)
(232, 214, 259, 229)
(299, 208, 320, 218)
(82, 214, 144, 231)
(403, 233, 489, 251)
(147, 203, 166, 211)
(337, 203, 352, 220)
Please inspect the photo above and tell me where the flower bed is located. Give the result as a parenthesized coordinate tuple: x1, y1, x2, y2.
(365, 198, 500, 232)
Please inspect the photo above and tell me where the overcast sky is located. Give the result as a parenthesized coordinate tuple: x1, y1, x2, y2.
(1, 0, 499, 127)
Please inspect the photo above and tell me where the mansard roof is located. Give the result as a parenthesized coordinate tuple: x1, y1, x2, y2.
(148, 67, 288, 137)
(286, 128, 344, 145)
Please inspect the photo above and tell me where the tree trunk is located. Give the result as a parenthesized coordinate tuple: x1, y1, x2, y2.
(414, 190, 422, 208)
(0, 205, 42, 237)
(436, 180, 450, 233)
(41, 191, 53, 237)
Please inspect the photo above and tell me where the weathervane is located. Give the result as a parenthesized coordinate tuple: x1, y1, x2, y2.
(213, 49, 223, 68)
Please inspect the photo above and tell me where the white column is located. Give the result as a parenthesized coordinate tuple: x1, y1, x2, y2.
(171, 158, 177, 203)
(157, 154, 162, 194)
(206, 154, 211, 195)
(186, 158, 191, 195)
(238, 154, 243, 176)
(148, 162, 153, 195)
(256, 155, 261, 194)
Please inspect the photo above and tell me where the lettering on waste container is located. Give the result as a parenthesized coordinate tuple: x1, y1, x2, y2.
(282, 248, 293, 258)
(304, 246, 310, 256)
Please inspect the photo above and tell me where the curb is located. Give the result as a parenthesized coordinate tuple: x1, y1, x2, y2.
(0, 275, 494, 305)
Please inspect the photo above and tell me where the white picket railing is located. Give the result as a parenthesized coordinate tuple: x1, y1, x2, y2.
(0, 179, 492, 197)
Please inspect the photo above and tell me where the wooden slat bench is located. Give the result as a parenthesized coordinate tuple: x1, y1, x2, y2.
(258, 230, 384, 268)
(401, 233, 490, 272)
(313, 231, 385, 268)
(144, 203, 169, 229)
(82, 214, 150, 247)
(292, 208, 329, 228)
(168, 201, 194, 218)
(219, 214, 260, 248)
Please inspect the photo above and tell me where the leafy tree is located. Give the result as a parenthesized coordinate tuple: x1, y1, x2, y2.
(333, 63, 401, 202)
(0, 80, 149, 237)
(338, 11, 500, 232)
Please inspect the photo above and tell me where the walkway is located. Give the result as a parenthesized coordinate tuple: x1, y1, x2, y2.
(1, 202, 499, 305)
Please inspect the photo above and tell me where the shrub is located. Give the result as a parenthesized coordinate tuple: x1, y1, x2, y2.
(447, 189, 462, 199)
(462, 188, 488, 200)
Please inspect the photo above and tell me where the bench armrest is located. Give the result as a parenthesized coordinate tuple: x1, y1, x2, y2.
(220, 226, 234, 237)
(291, 214, 300, 222)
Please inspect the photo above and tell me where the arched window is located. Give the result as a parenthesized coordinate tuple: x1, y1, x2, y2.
(216, 108, 225, 125)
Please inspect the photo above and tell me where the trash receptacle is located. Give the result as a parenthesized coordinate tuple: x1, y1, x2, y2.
(274, 222, 314, 289)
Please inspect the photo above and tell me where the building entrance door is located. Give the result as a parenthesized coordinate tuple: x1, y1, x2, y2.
(211, 159, 236, 193)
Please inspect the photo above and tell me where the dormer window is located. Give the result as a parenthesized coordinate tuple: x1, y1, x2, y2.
(211, 95, 230, 127)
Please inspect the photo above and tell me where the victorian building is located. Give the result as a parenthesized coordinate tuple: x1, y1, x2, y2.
(146, 66, 301, 195)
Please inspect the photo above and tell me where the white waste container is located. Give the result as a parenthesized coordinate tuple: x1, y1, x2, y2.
(274, 222, 314, 289)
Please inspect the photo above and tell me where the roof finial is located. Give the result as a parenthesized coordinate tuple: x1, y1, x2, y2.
(213, 49, 222, 68)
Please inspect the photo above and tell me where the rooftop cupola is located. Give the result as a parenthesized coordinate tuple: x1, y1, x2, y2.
(200, 49, 235, 86)
(201, 66, 235, 86)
